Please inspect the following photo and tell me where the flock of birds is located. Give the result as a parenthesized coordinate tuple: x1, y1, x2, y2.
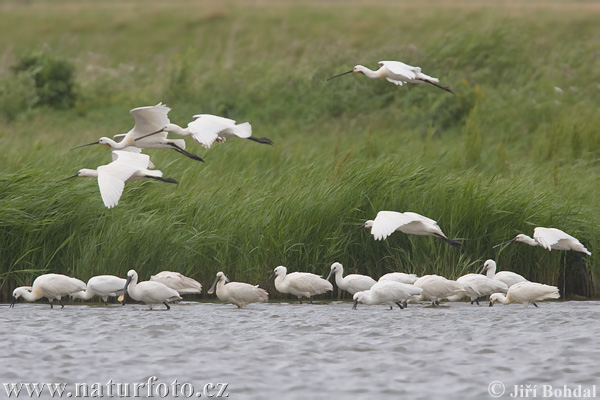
(10, 60, 592, 310)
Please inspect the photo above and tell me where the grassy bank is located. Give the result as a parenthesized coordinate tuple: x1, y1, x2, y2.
(0, 0, 598, 300)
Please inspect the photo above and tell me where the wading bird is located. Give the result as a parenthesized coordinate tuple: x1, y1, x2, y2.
(479, 259, 528, 288)
(346, 211, 462, 247)
(449, 273, 508, 305)
(328, 61, 454, 94)
(122, 269, 182, 310)
(73, 103, 204, 162)
(325, 262, 376, 295)
(136, 114, 273, 149)
(494, 227, 591, 256)
(207, 271, 268, 308)
(61, 151, 177, 208)
(413, 275, 464, 306)
(10, 274, 86, 308)
(378, 272, 419, 284)
(489, 281, 560, 307)
(150, 271, 202, 295)
(352, 280, 423, 310)
(271, 266, 333, 304)
(71, 275, 127, 304)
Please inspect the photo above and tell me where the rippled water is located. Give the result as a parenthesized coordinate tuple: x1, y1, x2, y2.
(2, 300, 599, 399)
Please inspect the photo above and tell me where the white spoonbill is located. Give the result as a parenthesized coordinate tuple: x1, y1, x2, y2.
(449, 273, 508, 305)
(352, 280, 423, 310)
(122, 269, 181, 310)
(10, 274, 86, 308)
(271, 266, 333, 303)
(494, 227, 591, 256)
(328, 61, 454, 94)
(348, 211, 462, 247)
(325, 262, 376, 295)
(137, 114, 273, 149)
(207, 271, 268, 308)
(479, 259, 527, 288)
(413, 275, 464, 306)
(378, 272, 419, 284)
(150, 271, 202, 295)
(489, 281, 560, 307)
(61, 151, 177, 208)
(73, 103, 204, 162)
(71, 275, 127, 304)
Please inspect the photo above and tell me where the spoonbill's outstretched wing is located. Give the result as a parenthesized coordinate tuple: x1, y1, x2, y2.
(128, 103, 171, 140)
(370, 211, 425, 240)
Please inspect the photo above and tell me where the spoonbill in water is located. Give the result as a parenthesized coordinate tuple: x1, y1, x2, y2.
(71, 275, 127, 305)
(378, 272, 419, 284)
(122, 269, 182, 310)
(479, 259, 528, 288)
(325, 262, 376, 295)
(328, 61, 454, 94)
(73, 103, 204, 162)
(413, 275, 464, 306)
(346, 211, 462, 247)
(352, 280, 423, 310)
(10, 274, 86, 308)
(61, 151, 177, 208)
(489, 281, 560, 307)
(271, 266, 333, 304)
(136, 114, 273, 149)
(449, 273, 508, 305)
(150, 271, 202, 295)
(494, 227, 591, 256)
(207, 271, 268, 308)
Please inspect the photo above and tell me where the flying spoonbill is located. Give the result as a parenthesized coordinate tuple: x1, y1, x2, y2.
(449, 273, 508, 305)
(489, 281, 560, 307)
(150, 271, 202, 295)
(61, 151, 177, 208)
(122, 269, 182, 310)
(479, 259, 527, 288)
(71, 275, 127, 304)
(10, 274, 86, 308)
(352, 280, 423, 310)
(207, 271, 268, 308)
(494, 227, 591, 256)
(413, 275, 464, 306)
(328, 61, 454, 94)
(347, 211, 462, 247)
(378, 272, 419, 284)
(136, 114, 273, 149)
(271, 266, 333, 303)
(325, 262, 376, 295)
(73, 103, 204, 162)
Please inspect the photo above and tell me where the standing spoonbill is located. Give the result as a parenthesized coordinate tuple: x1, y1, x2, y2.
(413, 275, 464, 306)
(136, 114, 273, 149)
(271, 266, 333, 304)
(122, 269, 182, 310)
(479, 259, 528, 288)
(10, 274, 86, 308)
(73, 103, 204, 162)
(60, 151, 177, 208)
(328, 61, 454, 94)
(207, 271, 268, 308)
(449, 273, 508, 305)
(493, 227, 591, 255)
(489, 281, 560, 307)
(325, 262, 376, 295)
(347, 211, 462, 247)
(352, 280, 423, 310)
(150, 271, 202, 295)
(71, 275, 127, 305)
(378, 272, 419, 284)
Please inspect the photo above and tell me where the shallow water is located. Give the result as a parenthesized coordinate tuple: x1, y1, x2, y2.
(2, 300, 599, 399)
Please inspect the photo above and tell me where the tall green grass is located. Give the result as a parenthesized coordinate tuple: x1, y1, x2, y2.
(0, 1, 598, 300)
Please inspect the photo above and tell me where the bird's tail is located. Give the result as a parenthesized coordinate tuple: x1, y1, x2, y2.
(234, 122, 252, 139)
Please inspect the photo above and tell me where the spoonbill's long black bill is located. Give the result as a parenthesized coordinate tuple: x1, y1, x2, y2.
(492, 238, 517, 248)
(341, 223, 366, 237)
(56, 174, 79, 183)
(327, 70, 353, 81)
(134, 128, 165, 142)
(70, 140, 100, 150)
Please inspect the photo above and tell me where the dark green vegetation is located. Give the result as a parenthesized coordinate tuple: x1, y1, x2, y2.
(0, 1, 598, 300)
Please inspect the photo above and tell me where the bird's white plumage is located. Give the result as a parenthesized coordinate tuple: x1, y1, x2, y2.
(11, 274, 86, 307)
(533, 227, 591, 255)
(368, 211, 447, 241)
(326, 262, 376, 295)
(352, 280, 423, 309)
(124, 269, 182, 309)
(150, 271, 202, 295)
(128, 103, 171, 141)
(207, 271, 268, 308)
(71, 275, 127, 303)
(451, 273, 508, 303)
(489, 281, 560, 307)
(273, 266, 333, 302)
(413, 274, 464, 304)
(378, 272, 419, 284)
(480, 259, 528, 288)
(165, 114, 253, 148)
